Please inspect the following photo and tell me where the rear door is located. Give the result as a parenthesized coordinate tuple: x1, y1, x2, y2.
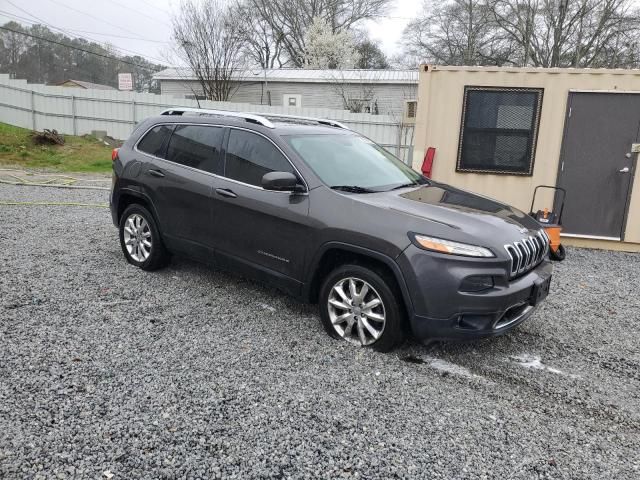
(142, 123, 224, 252)
(211, 128, 312, 291)
(557, 93, 638, 238)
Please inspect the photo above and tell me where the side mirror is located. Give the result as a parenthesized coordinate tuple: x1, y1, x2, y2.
(262, 171, 304, 192)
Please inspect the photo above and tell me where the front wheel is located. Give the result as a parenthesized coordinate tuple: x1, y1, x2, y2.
(119, 204, 168, 271)
(319, 264, 405, 352)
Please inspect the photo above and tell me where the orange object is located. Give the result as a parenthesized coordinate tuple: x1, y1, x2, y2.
(545, 225, 562, 252)
(530, 185, 566, 261)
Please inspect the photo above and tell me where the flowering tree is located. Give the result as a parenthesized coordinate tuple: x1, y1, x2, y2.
(303, 18, 358, 69)
(248, 0, 391, 67)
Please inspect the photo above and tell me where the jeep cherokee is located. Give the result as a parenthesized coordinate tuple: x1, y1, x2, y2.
(110, 108, 552, 352)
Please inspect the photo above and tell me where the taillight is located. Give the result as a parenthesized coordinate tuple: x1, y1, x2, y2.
(111, 148, 120, 162)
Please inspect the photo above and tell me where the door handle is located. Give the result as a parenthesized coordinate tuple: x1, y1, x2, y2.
(619, 167, 630, 173)
(148, 169, 165, 178)
(215, 188, 237, 198)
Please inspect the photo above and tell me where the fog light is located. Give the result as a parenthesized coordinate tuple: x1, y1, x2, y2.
(460, 275, 494, 292)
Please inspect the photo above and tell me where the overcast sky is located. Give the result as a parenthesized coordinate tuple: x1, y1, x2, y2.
(1, 0, 422, 67)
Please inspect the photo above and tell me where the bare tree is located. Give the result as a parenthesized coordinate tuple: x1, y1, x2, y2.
(247, 0, 393, 67)
(490, 0, 640, 67)
(402, 0, 513, 66)
(402, 0, 640, 68)
(329, 72, 379, 112)
(232, 1, 287, 68)
(172, 0, 246, 101)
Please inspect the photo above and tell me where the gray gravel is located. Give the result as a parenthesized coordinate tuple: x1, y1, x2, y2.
(1, 181, 639, 480)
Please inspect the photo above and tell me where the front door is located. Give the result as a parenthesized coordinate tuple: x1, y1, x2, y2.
(557, 92, 638, 238)
(211, 128, 311, 294)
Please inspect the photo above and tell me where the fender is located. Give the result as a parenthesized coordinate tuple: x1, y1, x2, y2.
(114, 186, 161, 226)
(302, 241, 415, 316)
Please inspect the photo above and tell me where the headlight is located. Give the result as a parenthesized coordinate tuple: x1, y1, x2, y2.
(411, 234, 495, 258)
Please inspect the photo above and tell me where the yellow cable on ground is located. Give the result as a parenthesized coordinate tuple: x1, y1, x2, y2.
(0, 168, 111, 190)
(0, 201, 108, 208)
(0, 179, 110, 190)
(0, 168, 110, 181)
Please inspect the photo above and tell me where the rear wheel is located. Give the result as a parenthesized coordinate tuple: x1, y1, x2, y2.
(119, 204, 168, 271)
(319, 264, 404, 352)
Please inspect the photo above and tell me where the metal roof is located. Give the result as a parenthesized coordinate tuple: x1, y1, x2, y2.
(56, 79, 115, 90)
(153, 68, 418, 84)
(424, 64, 640, 76)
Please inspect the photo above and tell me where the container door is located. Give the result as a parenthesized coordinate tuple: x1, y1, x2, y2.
(557, 92, 638, 239)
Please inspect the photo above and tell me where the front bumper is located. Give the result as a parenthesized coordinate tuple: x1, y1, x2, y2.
(398, 245, 553, 341)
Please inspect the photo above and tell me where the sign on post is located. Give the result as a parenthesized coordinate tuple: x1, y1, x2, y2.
(118, 73, 133, 91)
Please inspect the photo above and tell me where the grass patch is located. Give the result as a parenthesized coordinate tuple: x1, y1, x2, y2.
(0, 122, 115, 173)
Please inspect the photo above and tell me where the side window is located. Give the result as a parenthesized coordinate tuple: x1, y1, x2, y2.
(137, 125, 173, 157)
(165, 125, 223, 173)
(225, 130, 295, 187)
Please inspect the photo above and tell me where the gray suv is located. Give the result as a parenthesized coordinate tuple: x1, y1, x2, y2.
(110, 108, 552, 351)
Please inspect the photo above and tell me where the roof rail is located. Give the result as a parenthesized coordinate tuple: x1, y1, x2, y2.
(160, 107, 349, 130)
(160, 107, 275, 129)
(255, 112, 349, 130)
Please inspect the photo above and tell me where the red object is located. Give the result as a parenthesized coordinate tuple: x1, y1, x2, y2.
(111, 148, 119, 162)
(421, 147, 436, 178)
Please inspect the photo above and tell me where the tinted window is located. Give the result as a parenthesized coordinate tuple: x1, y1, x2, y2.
(225, 130, 295, 186)
(166, 125, 223, 173)
(137, 125, 172, 157)
(457, 87, 543, 175)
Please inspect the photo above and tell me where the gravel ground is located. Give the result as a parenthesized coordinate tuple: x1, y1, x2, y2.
(1, 181, 639, 480)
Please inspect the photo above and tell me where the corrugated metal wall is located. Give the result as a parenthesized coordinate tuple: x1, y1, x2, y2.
(0, 75, 414, 163)
(160, 79, 418, 116)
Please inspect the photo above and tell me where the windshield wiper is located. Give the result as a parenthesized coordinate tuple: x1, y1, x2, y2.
(330, 185, 377, 193)
(390, 182, 420, 190)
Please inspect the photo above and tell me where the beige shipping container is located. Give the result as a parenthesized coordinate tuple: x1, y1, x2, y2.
(412, 65, 640, 252)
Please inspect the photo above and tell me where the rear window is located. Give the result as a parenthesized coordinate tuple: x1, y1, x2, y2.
(166, 125, 223, 173)
(137, 125, 173, 157)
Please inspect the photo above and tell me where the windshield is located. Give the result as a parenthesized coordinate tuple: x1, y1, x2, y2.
(284, 134, 426, 191)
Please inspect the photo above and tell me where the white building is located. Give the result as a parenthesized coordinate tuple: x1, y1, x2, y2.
(153, 68, 418, 116)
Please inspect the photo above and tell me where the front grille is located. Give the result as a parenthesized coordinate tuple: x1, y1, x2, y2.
(504, 230, 549, 277)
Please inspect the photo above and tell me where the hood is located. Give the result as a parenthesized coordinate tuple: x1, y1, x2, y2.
(355, 183, 542, 248)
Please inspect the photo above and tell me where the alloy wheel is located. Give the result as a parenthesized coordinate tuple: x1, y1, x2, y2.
(327, 277, 386, 346)
(123, 213, 152, 262)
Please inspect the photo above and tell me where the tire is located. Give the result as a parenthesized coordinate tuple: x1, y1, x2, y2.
(549, 243, 566, 261)
(119, 204, 168, 271)
(318, 264, 405, 352)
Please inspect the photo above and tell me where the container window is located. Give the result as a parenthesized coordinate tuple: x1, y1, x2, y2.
(457, 86, 543, 175)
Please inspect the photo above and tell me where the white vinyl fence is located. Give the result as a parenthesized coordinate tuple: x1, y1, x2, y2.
(0, 75, 414, 163)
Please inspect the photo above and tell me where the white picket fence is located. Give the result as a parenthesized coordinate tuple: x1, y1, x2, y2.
(0, 75, 414, 162)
